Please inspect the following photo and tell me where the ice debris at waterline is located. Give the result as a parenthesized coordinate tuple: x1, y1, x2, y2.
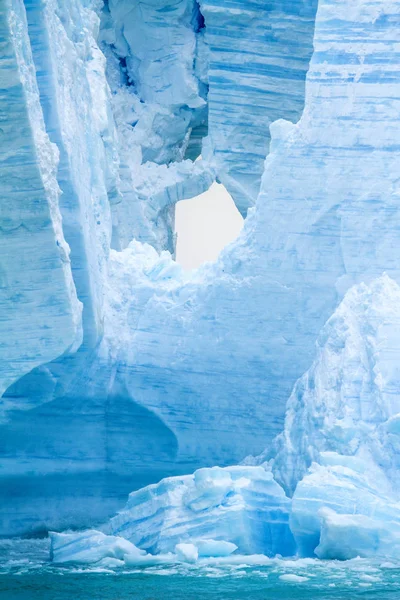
(108, 465, 294, 557)
(49, 465, 291, 564)
(49, 276, 400, 564)
(50, 529, 238, 566)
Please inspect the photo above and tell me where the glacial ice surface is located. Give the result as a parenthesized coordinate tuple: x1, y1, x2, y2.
(276, 275, 400, 560)
(0, 0, 319, 533)
(199, 0, 318, 213)
(108, 465, 295, 557)
(3, 0, 400, 560)
(0, 0, 82, 401)
(51, 276, 400, 563)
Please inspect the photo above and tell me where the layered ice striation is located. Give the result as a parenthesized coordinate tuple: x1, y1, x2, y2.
(0, 0, 82, 400)
(274, 275, 400, 560)
(51, 276, 400, 563)
(108, 465, 294, 557)
(23, 0, 119, 348)
(3, 0, 400, 550)
(200, 0, 318, 213)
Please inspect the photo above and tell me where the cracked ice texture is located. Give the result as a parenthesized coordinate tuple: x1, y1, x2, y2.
(102, 0, 318, 248)
(99, 0, 212, 253)
(0, 0, 81, 399)
(273, 275, 400, 497)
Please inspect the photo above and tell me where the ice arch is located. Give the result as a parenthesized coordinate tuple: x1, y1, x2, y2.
(0, 0, 320, 536)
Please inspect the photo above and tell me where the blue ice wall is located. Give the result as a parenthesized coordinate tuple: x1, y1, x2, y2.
(23, 0, 118, 348)
(73, 0, 400, 537)
(7, 0, 400, 542)
(0, 0, 81, 400)
(200, 0, 318, 214)
(0, 0, 320, 536)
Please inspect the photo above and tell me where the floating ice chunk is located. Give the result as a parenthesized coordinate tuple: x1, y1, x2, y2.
(291, 458, 400, 559)
(175, 543, 198, 563)
(50, 530, 144, 564)
(316, 508, 400, 562)
(196, 539, 237, 557)
(279, 574, 309, 583)
(123, 552, 176, 567)
(96, 557, 125, 569)
(110, 465, 294, 557)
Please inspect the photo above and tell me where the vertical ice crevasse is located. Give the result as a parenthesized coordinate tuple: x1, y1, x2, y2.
(0, 0, 82, 400)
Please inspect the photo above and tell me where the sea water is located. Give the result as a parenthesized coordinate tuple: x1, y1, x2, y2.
(0, 539, 399, 600)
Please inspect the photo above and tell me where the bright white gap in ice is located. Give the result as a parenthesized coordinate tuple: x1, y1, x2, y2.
(174, 182, 244, 270)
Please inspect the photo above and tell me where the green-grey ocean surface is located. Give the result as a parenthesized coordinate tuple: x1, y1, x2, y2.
(1, 539, 399, 600)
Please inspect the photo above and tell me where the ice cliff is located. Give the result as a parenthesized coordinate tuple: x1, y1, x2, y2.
(278, 275, 400, 560)
(48, 275, 400, 564)
(2, 0, 400, 563)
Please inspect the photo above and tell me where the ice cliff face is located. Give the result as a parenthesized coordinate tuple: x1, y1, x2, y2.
(2, 0, 400, 551)
(48, 275, 400, 563)
(200, 0, 317, 213)
(275, 275, 400, 560)
(273, 275, 400, 497)
(0, 0, 82, 400)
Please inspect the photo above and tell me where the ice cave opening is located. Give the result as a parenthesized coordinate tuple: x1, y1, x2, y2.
(174, 182, 244, 270)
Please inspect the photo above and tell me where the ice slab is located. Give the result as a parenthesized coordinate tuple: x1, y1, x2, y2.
(109, 465, 295, 557)
(291, 459, 400, 560)
(50, 530, 143, 565)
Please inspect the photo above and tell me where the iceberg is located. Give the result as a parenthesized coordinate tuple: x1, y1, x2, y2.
(50, 530, 143, 565)
(2, 0, 400, 559)
(0, 0, 320, 535)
